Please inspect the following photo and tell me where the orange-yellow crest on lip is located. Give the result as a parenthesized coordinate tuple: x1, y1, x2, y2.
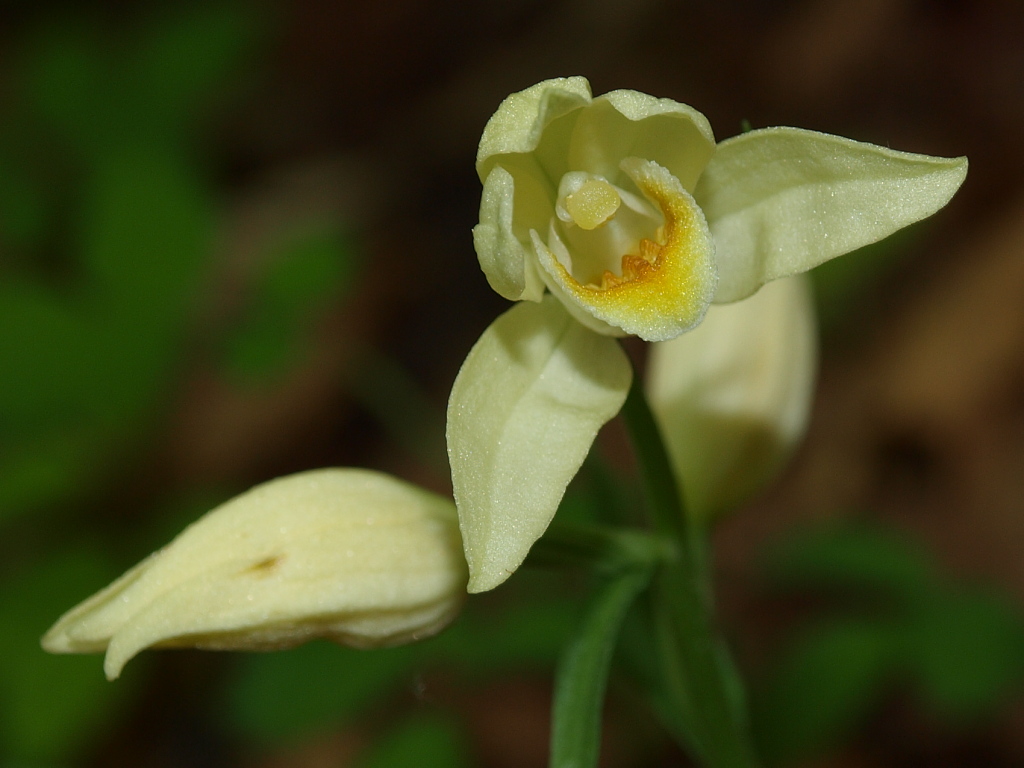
(537, 158, 717, 342)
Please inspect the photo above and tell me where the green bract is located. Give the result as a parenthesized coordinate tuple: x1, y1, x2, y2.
(42, 469, 467, 679)
(451, 76, 967, 591)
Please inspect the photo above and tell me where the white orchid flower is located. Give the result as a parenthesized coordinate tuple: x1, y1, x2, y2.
(449, 76, 966, 593)
(42, 469, 467, 679)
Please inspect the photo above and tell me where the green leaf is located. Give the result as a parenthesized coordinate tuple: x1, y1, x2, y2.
(21, 17, 113, 154)
(907, 589, 1024, 721)
(220, 311, 303, 384)
(76, 146, 214, 430)
(79, 146, 212, 320)
(0, 281, 92, 435)
(551, 568, 651, 768)
(765, 522, 936, 604)
(616, 596, 701, 754)
(428, 584, 579, 675)
(225, 641, 418, 745)
(260, 227, 356, 316)
(22, 6, 260, 151)
(131, 4, 261, 136)
(0, 547, 129, 763)
(754, 618, 898, 766)
(354, 714, 471, 768)
(222, 227, 355, 384)
(346, 351, 447, 472)
(0, 434, 95, 525)
(0, 154, 49, 251)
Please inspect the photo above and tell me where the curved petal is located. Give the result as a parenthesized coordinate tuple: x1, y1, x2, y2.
(473, 165, 549, 301)
(476, 76, 592, 180)
(647, 275, 817, 520)
(447, 297, 631, 593)
(695, 127, 968, 303)
(568, 90, 716, 192)
(42, 469, 467, 679)
(535, 159, 717, 342)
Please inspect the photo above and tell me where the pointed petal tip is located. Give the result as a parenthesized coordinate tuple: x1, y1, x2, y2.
(103, 650, 127, 681)
(466, 571, 503, 594)
(40, 626, 68, 654)
(699, 129, 970, 303)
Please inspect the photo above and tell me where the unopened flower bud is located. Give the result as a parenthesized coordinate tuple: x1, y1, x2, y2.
(42, 468, 467, 679)
(647, 275, 817, 521)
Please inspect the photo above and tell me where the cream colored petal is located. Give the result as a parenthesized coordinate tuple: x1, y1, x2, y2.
(42, 469, 467, 679)
(39, 554, 160, 654)
(476, 76, 592, 180)
(568, 90, 716, 192)
(473, 165, 548, 301)
(474, 78, 596, 295)
(647, 275, 817, 521)
(695, 127, 968, 303)
(446, 297, 631, 593)
(535, 159, 717, 342)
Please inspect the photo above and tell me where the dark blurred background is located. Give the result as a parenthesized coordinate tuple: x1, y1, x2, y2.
(1, 1, 1023, 766)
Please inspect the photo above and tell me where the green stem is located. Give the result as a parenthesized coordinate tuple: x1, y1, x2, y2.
(620, 374, 759, 768)
(526, 521, 671, 573)
(550, 567, 652, 768)
(620, 373, 691, 542)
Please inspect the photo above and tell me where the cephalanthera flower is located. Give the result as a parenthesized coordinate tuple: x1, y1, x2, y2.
(450, 76, 966, 592)
(43, 469, 467, 679)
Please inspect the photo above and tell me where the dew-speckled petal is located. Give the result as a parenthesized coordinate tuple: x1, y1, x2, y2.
(446, 297, 631, 592)
(474, 165, 549, 301)
(476, 77, 592, 180)
(568, 90, 715, 192)
(696, 127, 968, 303)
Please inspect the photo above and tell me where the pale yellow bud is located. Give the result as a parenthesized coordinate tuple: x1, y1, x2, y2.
(42, 468, 467, 679)
(647, 276, 817, 521)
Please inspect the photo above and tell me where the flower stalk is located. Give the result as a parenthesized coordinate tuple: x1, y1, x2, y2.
(526, 521, 672, 573)
(622, 373, 759, 768)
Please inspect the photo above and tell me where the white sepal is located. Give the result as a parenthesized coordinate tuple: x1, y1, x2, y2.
(447, 297, 631, 592)
(474, 165, 548, 301)
(696, 127, 968, 303)
(476, 77, 592, 179)
(569, 89, 716, 193)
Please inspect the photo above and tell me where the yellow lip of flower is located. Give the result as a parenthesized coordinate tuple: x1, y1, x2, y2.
(535, 157, 717, 342)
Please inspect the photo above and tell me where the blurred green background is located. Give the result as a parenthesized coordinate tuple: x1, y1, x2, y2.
(2, 1, 1023, 766)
